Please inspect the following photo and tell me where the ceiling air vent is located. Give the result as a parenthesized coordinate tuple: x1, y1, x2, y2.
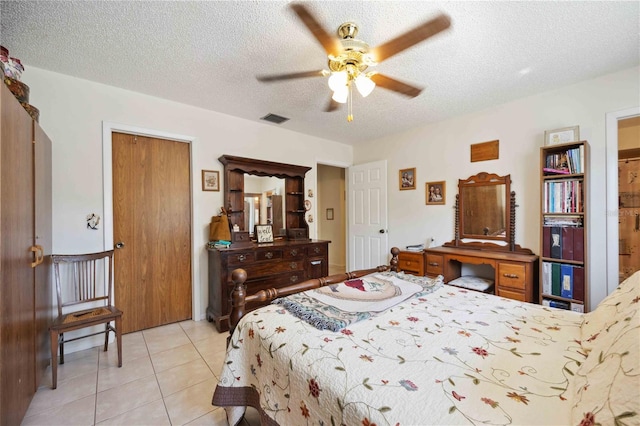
(260, 113, 289, 124)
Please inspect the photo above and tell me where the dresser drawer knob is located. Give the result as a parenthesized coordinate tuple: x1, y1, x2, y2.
(265, 252, 273, 259)
(290, 249, 298, 256)
(237, 254, 246, 262)
(429, 262, 439, 267)
(290, 275, 298, 283)
(503, 273, 518, 279)
(314, 247, 320, 254)
(290, 262, 298, 269)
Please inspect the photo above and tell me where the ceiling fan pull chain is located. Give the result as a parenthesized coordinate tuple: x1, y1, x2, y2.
(347, 83, 353, 122)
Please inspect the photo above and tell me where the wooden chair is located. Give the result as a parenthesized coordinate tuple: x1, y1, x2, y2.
(49, 250, 122, 389)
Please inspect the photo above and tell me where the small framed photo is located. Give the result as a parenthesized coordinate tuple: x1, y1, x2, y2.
(202, 170, 220, 191)
(254, 224, 274, 243)
(326, 208, 334, 220)
(426, 181, 446, 205)
(544, 126, 580, 146)
(399, 168, 416, 190)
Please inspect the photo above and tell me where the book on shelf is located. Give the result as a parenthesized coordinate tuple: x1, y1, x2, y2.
(543, 180, 583, 213)
(542, 226, 584, 261)
(560, 264, 573, 299)
(544, 146, 584, 175)
(570, 302, 584, 313)
(542, 261, 584, 302)
(405, 244, 424, 252)
(542, 298, 571, 310)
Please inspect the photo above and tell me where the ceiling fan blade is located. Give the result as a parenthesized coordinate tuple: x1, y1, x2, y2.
(325, 97, 340, 112)
(290, 3, 343, 57)
(370, 13, 451, 63)
(257, 70, 326, 82)
(370, 73, 423, 98)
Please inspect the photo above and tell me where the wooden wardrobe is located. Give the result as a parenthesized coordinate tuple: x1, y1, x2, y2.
(0, 83, 53, 425)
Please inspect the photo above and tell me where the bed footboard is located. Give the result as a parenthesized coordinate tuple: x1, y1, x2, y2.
(228, 247, 400, 336)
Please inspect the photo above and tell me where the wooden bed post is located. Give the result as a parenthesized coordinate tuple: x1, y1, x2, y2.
(228, 268, 248, 339)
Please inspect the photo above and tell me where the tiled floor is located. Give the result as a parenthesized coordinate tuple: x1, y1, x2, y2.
(22, 320, 260, 425)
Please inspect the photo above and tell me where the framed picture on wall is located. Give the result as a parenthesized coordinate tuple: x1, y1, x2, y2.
(326, 208, 334, 220)
(202, 170, 220, 191)
(425, 181, 446, 205)
(255, 224, 274, 243)
(544, 126, 580, 146)
(399, 168, 416, 190)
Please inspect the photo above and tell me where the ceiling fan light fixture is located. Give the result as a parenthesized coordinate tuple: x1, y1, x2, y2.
(355, 73, 375, 97)
(332, 86, 349, 103)
(328, 71, 348, 92)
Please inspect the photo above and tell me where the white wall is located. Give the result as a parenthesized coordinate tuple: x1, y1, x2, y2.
(24, 67, 353, 335)
(354, 66, 640, 309)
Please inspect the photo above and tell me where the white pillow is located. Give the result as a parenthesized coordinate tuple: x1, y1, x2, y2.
(447, 275, 494, 292)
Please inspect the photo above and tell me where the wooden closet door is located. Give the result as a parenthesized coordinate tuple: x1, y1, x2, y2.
(112, 132, 192, 333)
(0, 85, 36, 426)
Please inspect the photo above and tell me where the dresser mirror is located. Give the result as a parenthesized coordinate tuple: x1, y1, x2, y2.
(244, 176, 286, 236)
(459, 174, 509, 241)
(219, 155, 311, 241)
(444, 172, 531, 254)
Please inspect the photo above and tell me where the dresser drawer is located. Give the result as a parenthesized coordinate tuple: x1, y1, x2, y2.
(307, 244, 327, 257)
(426, 254, 444, 276)
(227, 252, 256, 266)
(256, 249, 283, 261)
(283, 247, 305, 259)
(235, 259, 304, 278)
(498, 262, 527, 290)
(398, 251, 424, 275)
(496, 287, 526, 302)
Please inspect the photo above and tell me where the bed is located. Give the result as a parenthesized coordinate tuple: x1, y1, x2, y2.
(212, 248, 639, 426)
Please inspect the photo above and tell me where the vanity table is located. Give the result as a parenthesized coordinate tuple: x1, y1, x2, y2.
(425, 172, 538, 303)
(424, 246, 538, 302)
(207, 155, 329, 332)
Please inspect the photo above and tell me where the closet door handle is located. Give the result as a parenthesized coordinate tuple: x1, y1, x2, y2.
(30, 245, 44, 267)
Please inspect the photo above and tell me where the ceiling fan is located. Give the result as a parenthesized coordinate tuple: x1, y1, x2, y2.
(257, 3, 451, 122)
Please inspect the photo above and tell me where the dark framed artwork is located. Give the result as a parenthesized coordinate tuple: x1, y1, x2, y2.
(399, 168, 416, 190)
(426, 181, 446, 205)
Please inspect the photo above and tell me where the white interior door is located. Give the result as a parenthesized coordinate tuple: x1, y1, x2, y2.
(347, 160, 388, 270)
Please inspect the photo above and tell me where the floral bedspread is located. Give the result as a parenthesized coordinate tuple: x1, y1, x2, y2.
(213, 284, 584, 425)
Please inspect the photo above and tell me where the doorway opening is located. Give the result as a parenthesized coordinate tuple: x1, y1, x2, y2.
(617, 116, 640, 283)
(317, 164, 346, 275)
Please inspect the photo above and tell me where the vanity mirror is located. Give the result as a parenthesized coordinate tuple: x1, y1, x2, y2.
(445, 172, 531, 254)
(218, 155, 311, 241)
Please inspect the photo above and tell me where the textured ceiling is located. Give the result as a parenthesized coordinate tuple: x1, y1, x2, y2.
(1, 1, 638, 145)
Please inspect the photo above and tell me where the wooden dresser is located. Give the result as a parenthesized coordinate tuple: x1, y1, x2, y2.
(424, 246, 539, 302)
(207, 240, 329, 332)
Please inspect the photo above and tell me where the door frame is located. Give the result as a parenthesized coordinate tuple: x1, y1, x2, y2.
(605, 107, 640, 295)
(102, 122, 199, 321)
(316, 159, 349, 272)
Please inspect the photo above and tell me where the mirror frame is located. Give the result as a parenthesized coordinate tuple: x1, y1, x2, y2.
(218, 155, 311, 241)
(444, 172, 532, 254)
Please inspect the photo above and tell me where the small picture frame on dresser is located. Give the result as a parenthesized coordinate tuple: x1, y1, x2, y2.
(254, 224, 274, 243)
